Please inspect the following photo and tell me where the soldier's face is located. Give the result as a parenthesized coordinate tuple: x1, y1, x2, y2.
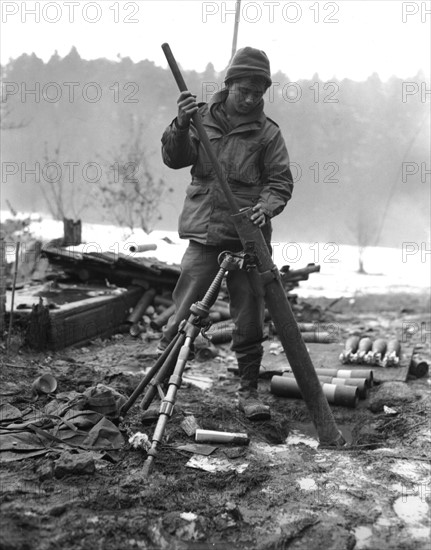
(227, 78, 266, 114)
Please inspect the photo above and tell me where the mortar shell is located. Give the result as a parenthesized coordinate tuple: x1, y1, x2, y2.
(386, 339, 401, 356)
(271, 376, 358, 408)
(371, 338, 387, 355)
(352, 337, 373, 363)
(344, 335, 361, 353)
(339, 336, 361, 363)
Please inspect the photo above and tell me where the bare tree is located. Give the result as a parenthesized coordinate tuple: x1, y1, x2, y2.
(0, 73, 28, 130)
(97, 115, 172, 235)
(40, 141, 89, 221)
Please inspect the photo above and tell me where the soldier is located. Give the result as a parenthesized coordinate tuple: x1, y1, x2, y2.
(159, 47, 293, 420)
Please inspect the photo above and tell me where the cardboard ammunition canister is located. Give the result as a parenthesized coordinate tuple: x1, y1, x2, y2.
(301, 331, 333, 343)
(195, 429, 249, 445)
(127, 288, 156, 324)
(284, 373, 369, 399)
(271, 376, 359, 408)
(128, 243, 157, 253)
(409, 354, 429, 378)
(150, 303, 176, 330)
(314, 368, 373, 386)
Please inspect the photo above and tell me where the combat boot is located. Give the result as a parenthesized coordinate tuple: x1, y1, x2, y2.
(237, 353, 271, 421)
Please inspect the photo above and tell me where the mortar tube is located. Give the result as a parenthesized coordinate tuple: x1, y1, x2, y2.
(271, 376, 359, 408)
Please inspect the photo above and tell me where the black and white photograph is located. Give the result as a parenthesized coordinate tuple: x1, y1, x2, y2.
(0, 1, 430, 548)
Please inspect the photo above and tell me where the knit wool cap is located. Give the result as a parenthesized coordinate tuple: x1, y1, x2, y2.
(225, 47, 272, 88)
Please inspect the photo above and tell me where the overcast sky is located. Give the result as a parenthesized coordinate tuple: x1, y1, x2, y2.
(1, 0, 430, 80)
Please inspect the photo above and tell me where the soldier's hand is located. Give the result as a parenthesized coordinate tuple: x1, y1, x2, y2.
(251, 203, 268, 227)
(177, 91, 198, 129)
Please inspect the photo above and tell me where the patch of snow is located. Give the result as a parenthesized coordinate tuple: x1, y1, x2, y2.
(285, 430, 319, 448)
(298, 477, 317, 491)
(3, 211, 430, 298)
(393, 496, 430, 538)
(353, 526, 373, 549)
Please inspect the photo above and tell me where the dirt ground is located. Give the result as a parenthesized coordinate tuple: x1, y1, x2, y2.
(1, 292, 430, 550)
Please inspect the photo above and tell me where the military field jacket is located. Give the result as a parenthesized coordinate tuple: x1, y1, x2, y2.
(161, 89, 293, 246)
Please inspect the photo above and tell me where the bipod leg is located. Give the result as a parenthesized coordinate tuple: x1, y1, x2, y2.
(142, 253, 234, 476)
(120, 332, 183, 417)
(139, 333, 186, 412)
(142, 330, 199, 477)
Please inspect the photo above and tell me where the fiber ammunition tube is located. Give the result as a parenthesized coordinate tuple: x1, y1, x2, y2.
(271, 375, 359, 408)
(314, 368, 373, 386)
(409, 354, 429, 378)
(284, 373, 369, 399)
(151, 303, 176, 330)
(195, 429, 249, 445)
(127, 288, 157, 324)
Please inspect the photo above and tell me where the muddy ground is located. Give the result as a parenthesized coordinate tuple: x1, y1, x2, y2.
(1, 292, 430, 550)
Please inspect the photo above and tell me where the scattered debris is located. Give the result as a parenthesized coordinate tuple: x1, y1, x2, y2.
(180, 415, 200, 437)
(128, 432, 151, 451)
(54, 450, 96, 478)
(175, 443, 217, 456)
(185, 455, 248, 474)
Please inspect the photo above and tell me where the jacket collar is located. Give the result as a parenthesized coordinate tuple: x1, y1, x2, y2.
(205, 88, 266, 131)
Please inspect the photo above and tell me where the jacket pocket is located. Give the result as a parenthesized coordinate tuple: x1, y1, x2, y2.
(185, 184, 211, 198)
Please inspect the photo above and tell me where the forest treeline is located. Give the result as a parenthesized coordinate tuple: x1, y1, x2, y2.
(1, 47, 429, 247)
